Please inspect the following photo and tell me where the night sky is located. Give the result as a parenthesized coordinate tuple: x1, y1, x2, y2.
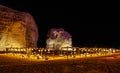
(0, 1, 119, 48)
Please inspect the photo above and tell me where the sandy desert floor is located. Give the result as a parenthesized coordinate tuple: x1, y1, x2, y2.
(0, 53, 120, 73)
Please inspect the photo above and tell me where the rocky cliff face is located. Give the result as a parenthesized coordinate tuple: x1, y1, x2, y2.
(46, 28, 72, 50)
(0, 5, 38, 50)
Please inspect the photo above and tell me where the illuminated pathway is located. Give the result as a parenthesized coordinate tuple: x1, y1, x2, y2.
(1, 52, 120, 73)
(1, 52, 119, 62)
(0, 53, 117, 67)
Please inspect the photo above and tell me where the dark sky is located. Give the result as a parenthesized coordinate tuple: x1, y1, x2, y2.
(0, 1, 119, 48)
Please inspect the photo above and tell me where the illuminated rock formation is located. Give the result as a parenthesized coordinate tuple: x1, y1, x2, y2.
(46, 28, 72, 50)
(0, 5, 38, 50)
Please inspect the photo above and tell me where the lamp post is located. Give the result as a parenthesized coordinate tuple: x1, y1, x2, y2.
(73, 47, 75, 58)
(45, 48, 48, 60)
(67, 46, 68, 60)
(40, 48, 43, 57)
(53, 44, 55, 59)
(60, 47, 62, 56)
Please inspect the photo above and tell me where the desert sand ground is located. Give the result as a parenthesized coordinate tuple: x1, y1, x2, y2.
(0, 53, 120, 73)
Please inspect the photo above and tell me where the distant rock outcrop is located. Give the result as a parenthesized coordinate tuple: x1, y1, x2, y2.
(0, 5, 38, 50)
(46, 28, 72, 50)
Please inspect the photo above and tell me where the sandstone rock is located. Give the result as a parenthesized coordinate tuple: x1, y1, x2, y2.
(46, 28, 72, 50)
(0, 5, 38, 50)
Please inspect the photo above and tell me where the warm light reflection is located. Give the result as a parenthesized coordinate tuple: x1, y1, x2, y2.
(0, 47, 117, 61)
